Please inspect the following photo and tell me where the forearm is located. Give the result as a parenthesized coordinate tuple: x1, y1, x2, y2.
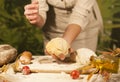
(62, 24, 81, 45)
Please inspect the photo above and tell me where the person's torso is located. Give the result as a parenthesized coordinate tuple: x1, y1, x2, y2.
(43, 0, 101, 40)
(47, 0, 76, 9)
(43, 0, 76, 33)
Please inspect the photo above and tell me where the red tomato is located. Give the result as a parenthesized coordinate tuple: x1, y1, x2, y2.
(70, 70, 80, 79)
(22, 66, 31, 75)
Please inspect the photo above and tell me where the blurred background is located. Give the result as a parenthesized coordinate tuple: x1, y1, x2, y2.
(0, 0, 120, 55)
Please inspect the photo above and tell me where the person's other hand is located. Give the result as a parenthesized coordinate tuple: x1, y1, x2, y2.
(24, 1, 39, 25)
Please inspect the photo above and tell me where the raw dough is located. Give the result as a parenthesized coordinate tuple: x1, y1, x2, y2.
(46, 38, 70, 57)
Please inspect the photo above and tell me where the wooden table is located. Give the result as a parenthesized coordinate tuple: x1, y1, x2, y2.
(1, 72, 120, 82)
(0, 56, 120, 82)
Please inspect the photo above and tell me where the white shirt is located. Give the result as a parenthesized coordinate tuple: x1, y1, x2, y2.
(37, 0, 103, 51)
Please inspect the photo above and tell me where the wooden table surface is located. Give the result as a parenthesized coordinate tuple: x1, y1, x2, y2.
(0, 56, 120, 82)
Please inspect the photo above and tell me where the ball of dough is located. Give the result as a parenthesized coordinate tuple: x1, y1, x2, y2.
(76, 48, 97, 65)
(46, 37, 70, 58)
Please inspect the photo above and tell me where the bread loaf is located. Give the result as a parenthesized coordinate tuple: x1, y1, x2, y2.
(0, 44, 17, 66)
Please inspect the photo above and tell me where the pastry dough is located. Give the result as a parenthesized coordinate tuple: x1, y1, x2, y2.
(46, 38, 70, 57)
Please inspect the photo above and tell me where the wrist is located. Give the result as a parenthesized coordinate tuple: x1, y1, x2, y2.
(36, 15, 45, 27)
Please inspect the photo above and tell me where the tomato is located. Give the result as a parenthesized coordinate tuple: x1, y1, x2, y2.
(70, 70, 80, 79)
(22, 66, 31, 75)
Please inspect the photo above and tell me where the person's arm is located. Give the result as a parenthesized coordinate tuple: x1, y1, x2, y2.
(63, 0, 96, 44)
(62, 24, 81, 45)
(45, 0, 96, 60)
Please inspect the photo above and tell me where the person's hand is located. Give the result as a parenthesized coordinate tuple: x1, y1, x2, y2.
(45, 38, 71, 61)
(45, 50, 67, 61)
(24, 1, 40, 25)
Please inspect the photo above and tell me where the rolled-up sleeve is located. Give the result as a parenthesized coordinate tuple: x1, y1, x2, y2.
(68, 0, 96, 30)
(38, 0, 49, 23)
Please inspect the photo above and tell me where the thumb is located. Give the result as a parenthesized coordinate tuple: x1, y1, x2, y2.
(68, 48, 75, 53)
(58, 54, 66, 60)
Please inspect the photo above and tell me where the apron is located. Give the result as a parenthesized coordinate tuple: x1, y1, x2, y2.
(39, 0, 103, 51)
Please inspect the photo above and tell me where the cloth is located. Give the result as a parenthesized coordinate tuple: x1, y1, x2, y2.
(87, 74, 120, 82)
(37, 0, 103, 51)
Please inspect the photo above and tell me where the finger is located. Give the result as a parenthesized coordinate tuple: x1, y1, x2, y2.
(68, 48, 75, 53)
(24, 3, 39, 10)
(51, 54, 58, 60)
(24, 10, 38, 16)
(25, 14, 37, 22)
(29, 19, 38, 24)
(58, 53, 65, 60)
